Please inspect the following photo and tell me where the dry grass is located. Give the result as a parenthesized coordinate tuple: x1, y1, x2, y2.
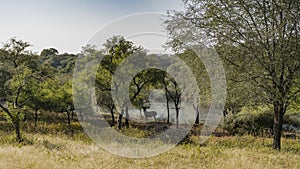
(0, 115, 299, 169)
(0, 133, 299, 169)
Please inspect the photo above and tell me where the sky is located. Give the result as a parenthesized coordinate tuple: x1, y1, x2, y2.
(0, 0, 184, 54)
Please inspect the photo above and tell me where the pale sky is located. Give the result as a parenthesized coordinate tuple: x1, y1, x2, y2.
(0, 0, 184, 54)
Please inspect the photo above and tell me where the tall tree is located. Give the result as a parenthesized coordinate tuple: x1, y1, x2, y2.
(165, 0, 300, 150)
(164, 75, 182, 128)
(96, 36, 146, 129)
(0, 38, 42, 142)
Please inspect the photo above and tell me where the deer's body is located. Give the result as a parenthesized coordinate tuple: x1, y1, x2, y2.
(144, 110, 157, 121)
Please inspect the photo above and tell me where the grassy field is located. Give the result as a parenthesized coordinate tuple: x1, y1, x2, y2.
(0, 129, 299, 169)
(0, 113, 299, 169)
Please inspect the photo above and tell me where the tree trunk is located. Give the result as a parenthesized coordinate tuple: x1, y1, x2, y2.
(0, 105, 22, 142)
(71, 111, 74, 120)
(117, 110, 124, 130)
(13, 119, 22, 143)
(273, 102, 286, 150)
(125, 105, 129, 127)
(175, 105, 179, 129)
(195, 106, 200, 125)
(223, 109, 228, 117)
(67, 111, 71, 126)
(175, 96, 180, 128)
(165, 91, 170, 124)
(34, 109, 38, 128)
(110, 108, 115, 125)
(139, 107, 143, 118)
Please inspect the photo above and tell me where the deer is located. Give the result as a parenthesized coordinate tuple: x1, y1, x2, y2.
(143, 110, 157, 121)
(141, 100, 157, 122)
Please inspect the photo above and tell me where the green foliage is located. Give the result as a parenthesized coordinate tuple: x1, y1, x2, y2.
(165, 0, 300, 150)
(129, 68, 167, 108)
(41, 53, 77, 74)
(40, 48, 58, 57)
(223, 109, 300, 136)
(0, 38, 44, 142)
(95, 36, 149, 113)
(177, 50, 210, 106)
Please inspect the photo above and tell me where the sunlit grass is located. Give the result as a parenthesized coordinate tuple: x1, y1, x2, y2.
(0, 114, 299, 169)
(0, 130, 299, 169)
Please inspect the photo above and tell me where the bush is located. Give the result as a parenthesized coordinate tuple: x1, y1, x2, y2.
(223, 109, 300, 136)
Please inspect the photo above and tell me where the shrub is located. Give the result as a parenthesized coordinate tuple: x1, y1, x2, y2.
(223, 109, 300, 136)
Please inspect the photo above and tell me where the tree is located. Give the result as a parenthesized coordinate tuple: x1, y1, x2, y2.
(24, 59, 55, 127)
(59, 79, 74, 126)
(0, 38, 42, 142)
(97, 90, 116, 125)
(40, 48, 58, 57)
(96, 65, 117, 125)
(164, 75, 181, 128)
(165, 0, 300, 150)
(176, 49, 211, 123)
(96, 36, 146, 129)
(95, 49, 118, 125)
(25, 80, 45, 127)
(47, 77, 74, 126)
(73, 45, 101, 124)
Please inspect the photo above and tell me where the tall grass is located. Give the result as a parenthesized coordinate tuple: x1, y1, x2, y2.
(0, 112, 299, 169)
(0, 123, 299, 169)
(0, 133, 299, 169)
